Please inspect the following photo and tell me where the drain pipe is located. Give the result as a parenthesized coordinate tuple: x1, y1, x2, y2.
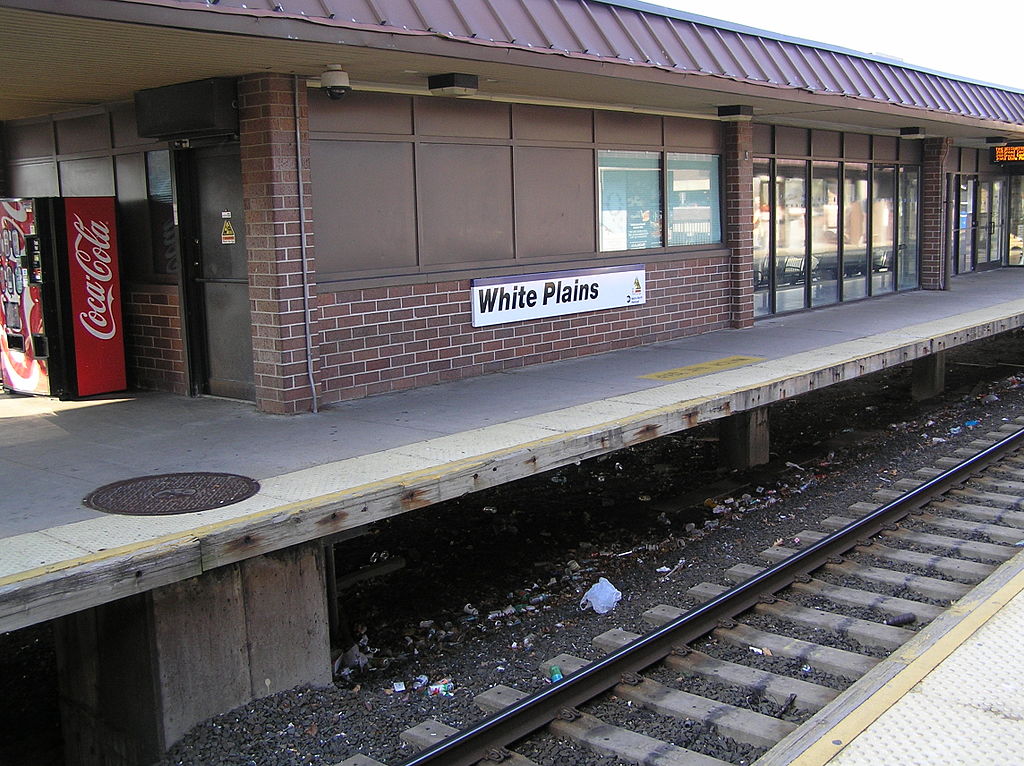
(294, 75, 319, 413)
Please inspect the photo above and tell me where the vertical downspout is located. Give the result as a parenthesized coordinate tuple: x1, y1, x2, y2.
(294, 75, 319, 413)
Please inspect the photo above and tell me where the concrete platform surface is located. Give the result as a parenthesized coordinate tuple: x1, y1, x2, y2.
(4, 270, 1024, 632)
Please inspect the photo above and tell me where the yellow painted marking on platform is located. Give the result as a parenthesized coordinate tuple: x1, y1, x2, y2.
(788, 559, 1024, 765)
(640, 355, 765, 381)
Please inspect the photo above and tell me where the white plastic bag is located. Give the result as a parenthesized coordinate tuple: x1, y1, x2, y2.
(580, 577, 622, 614)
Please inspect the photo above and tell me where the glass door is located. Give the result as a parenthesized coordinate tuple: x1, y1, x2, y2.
(1010, 176, 1024, 266)
(976, 179, 1004, 270)
(953, 176, 977, 274)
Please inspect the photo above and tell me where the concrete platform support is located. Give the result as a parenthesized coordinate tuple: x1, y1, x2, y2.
(720, 407, 770, 469)
(912, 351, 946, 401)
(54, 542, 331, 766)
(722, 116, 755, 329)
(920, 137, 952, 290)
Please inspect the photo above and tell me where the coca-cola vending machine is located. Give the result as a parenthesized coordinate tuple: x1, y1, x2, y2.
(0, 197, 126, 398)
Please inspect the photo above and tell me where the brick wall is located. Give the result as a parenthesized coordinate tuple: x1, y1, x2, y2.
(123, 283, 187, 395)
(238, 73, 322, 414)
(315, 256, 732, 402)
(920, 137, 952, 290)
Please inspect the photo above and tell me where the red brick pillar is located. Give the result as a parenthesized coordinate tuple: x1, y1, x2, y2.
(920, 137, 952, 290)
(722, 119, 755, 328)
(238, 74, 322, 414)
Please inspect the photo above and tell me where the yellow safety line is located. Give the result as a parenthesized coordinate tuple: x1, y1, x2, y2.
(788, 563, 1024, 765)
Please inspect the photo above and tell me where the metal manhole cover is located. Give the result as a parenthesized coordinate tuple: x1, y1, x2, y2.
(84, 472, 261, 516)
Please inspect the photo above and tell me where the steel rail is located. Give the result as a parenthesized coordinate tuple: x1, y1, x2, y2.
(395, 425, 1024, 766)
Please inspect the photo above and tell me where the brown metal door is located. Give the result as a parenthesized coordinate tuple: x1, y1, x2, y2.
(179, 143, 254, 400)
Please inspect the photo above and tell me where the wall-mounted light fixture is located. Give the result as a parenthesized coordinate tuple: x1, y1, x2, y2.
(428, 73, 479, 96)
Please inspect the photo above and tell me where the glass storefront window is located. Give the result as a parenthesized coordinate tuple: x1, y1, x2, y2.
(775, 159, 807, 313)
(753, 160, 772, 317)
(843, 163, 869, 300)
(898, 166, 920, 290)
(666, 153, 720, 246)
(810, 162, 839, 307)
(871, 166, 895, 295)
(598, 151, 662, 251)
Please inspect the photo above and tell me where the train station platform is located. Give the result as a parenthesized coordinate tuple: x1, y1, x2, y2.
(7, 267, 1024, 761)
(780, 538, 1024, 766)
(5, 268, 1024, 635)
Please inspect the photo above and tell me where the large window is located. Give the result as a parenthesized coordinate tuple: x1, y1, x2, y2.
(753, 152, 919, 315)
(598, 151, 662, 251)
(810, 162, 840, 307)
(774, 160, 807, 313)
(843, 164, 870, 301)
(599, 150, 721, 252)
(667, 153, 720, 246)
(898, 167, 920, 289)
(871, 166, 895, 295)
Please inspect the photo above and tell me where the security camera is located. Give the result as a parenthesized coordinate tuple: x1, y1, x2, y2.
(321, 64, 351, 100)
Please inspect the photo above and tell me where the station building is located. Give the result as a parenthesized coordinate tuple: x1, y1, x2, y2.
(1, 0, 1023, 415)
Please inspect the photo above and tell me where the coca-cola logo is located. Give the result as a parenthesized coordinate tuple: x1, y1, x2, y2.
(72, 213, 117, 341)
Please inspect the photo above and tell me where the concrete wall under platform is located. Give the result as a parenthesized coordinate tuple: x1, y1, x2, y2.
(54, 542, 331, 765)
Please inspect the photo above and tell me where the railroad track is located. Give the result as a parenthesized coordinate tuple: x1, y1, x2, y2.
(341, 419, 1024, 766)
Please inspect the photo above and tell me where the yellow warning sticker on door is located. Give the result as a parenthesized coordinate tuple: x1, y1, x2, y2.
(640, 355, 764, 381)
(221, 219, 236, 245)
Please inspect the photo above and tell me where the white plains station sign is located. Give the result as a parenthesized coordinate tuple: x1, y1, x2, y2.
(470, 265, 646, 327)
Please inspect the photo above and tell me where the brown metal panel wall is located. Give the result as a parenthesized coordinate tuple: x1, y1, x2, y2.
(811, 130, 842, 159)
(594, 110, 661, 144)
(414, 98, 510, 138)
(309, 91, 413, 135)
(752, 124, 772, 155)
(7, 161, 59, 197)
(4, 120, 54, 159)
(55, 114, 111, 155)
(309, 140, 418, 275)
(874, 136, 898, 162)
(774, 126, 808, 157)
(845, 133, 870, 160)
(663, 117, 718, 152)
(514, 146, 595, 258)
(59, 157, 115, 196)
(417, 143, 514, 266)
(111, 104, 156, 149)
(512, 103, 592, 142)
(899, 140, 922, 164)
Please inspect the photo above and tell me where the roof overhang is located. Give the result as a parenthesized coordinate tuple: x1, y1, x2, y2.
(0, 0, 1021, 145)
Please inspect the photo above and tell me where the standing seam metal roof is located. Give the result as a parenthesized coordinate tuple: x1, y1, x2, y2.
(132, 0, 1024, 124)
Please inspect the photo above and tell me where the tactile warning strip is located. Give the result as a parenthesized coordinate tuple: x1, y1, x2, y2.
(827, 585, 1024, 765)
